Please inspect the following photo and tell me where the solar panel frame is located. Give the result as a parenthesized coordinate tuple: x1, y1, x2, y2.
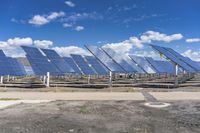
(70, 54, 97, 75)
(85, 45, 126, 73)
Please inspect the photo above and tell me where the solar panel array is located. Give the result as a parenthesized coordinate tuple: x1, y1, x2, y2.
(85, 45, 125, 73)
(85, 56, 108, 75)
(41, 49, 74, 73)
(71, 54, 97, 75)
(129, 55, 156, 74)
(102, 47, 137, 73)
(21, 46, 61, 75)
(150, 45, 195, 72)
(0, 44, 197, 77)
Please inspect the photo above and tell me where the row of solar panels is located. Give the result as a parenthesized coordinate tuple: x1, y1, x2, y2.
(20, 45, 198, 76)
(0, 50, 26, 76)
(0, 44, 198, 76)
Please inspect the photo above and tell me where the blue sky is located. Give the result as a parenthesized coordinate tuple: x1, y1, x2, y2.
(0, 0, 200, 60)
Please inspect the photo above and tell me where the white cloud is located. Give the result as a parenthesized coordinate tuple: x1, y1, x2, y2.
(0, 37, 54, 57)
(7, 37, 33, 46)
(65, 1, 75, 7)
(53, 46, 90, 57)
(140, 31, 183, 43)
(63, 23, 72, 28)
(186, 38, 200, 43)
(34, 40, 53, 48)
(103, 31, 183, 55)
(182, 49, 200, 61)
(63, 12, 103, 22)
(0, 38, 33, 57)
(75, 26, 84, 31)
(29, 11, 65, 26)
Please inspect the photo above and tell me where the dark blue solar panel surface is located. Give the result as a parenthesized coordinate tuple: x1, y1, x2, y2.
(0, 50, 15, 76)
(129, 55, 156, 74)
(85, 45, 125, 73)
(63, 57, 82, 74)
(41, 49, 74, 73)
(71, 54, 97, 75)
(155, 60, 175, 74)
(164, 47, 200, 72)
(7, 58, 26, 76)
(102, 47, 137, 73)
(145, 57, 166, 73)
(150, 45, 195, 72)
(21, 46, 62, 75)
(85, 56, 108, 75)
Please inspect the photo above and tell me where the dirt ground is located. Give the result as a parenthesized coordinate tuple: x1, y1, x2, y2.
(0, 100, 199, 133)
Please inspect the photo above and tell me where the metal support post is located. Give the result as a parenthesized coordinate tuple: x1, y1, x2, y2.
(7, 75, 10, 82)
(0, 76, 3, 84)
(174, 64, 178, 87)
(46, 72, 50, 87)
(109, 71, 112, 87)
(87, 75, 91, 84)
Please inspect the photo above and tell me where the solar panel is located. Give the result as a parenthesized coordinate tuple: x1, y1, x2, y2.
(102, 47, 137, 73)
(155, 60, 176, 74)
(41, 49, 74, 73)
(63, 57, 82, 74)
(129, 55, 156, 74)
(145, 57, 174, 73)
(85, 45, 125, 73)
(21, 46, 62, 75)
(70, 54, 97, 75)
(0, 50, 15, 76)
(164, 47, 200, 72)
(7, 58, 26, 76)
(85, 56, 108, 75)
(150, 45, 195, 72)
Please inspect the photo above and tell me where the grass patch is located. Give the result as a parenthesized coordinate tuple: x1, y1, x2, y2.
(0, 98, 20, 101)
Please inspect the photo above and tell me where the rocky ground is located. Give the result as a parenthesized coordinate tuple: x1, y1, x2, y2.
(0, 100, 199, 133)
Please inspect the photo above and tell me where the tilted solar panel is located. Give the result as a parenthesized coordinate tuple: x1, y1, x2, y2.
(145, 57, 167, 73)
(71, 54, 97, 75)
(0, 50, 15, 76)
(145, 57, 175, 74)
(7, 58, 26, 76)
(150, 45, 195, 72)
(85, 45, 125, 73)
(21, 46, 62, 75)
(41, 49, 74, 73)
(155, 60, 175, 74)
(164, 47, 200, 72)
(85, 56, 108, 75)
(129, 55, 156, 74)
(63, 57, 82, 74)
(102, 47, 137, 73)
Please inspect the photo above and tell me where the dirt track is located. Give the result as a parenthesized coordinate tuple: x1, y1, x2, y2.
(0, 100, 199, 133)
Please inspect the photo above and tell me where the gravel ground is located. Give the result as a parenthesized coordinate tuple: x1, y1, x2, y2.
(0, 100, 199, 133)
